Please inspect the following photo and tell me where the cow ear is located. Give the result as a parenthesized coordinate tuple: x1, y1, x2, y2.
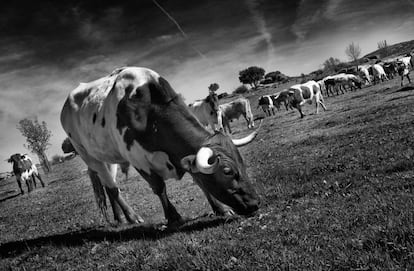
(180, 155, 200, 173)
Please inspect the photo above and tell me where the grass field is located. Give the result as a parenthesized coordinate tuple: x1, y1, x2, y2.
(1, 75, 414, 270)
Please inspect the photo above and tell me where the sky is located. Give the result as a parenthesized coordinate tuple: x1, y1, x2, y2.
(0, 0, 413, 172)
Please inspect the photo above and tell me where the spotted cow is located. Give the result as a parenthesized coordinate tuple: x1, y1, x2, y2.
(7, 154, 45, 194)
(276, 80, 327, 118)
(60, 67, 260, 227)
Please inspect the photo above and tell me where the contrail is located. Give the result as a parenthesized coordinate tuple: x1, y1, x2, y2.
(244, 0, 276, 67)
(151, 0, 207, 59)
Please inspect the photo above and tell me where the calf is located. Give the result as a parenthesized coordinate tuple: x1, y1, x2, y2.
(7, 154, 45, 194)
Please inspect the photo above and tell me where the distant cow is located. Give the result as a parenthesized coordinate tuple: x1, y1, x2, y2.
(7, 154, 45, 194)
(188, 93, 220, 131)
(371, 64, 389, 83)
(257, 95, 276, 116)
(382, 62, 398, 79)
(322, 73, 362, 96)
(276, 80, 327, 118)
(396, 61, 412, 86)
(218, 97, 254, 134)
(358, 66, 372, 85)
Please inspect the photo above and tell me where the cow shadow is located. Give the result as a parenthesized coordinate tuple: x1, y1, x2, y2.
(0, 215, 238, 258)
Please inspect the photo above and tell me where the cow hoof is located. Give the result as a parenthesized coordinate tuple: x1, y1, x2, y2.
(127, 214, 144, 224)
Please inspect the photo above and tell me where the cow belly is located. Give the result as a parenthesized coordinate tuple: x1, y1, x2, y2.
(21, 169, 34, 181)
(121, 137, 179, 180)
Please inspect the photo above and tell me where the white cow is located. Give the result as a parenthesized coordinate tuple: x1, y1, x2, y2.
(372, 64, 389, 83)
(358, 66, 372, 85)
(218, 97, 254, 134)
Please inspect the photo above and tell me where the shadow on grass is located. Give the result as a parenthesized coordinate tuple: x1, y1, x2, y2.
(0, 193, 20, 203)
(0, 215, 238, 258)
(394, 85, 414, 92)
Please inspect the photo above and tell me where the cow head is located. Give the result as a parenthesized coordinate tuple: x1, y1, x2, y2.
(181, 131, 260, 216)
(7, 153, 24, 164)
(7, 153, 28, 173)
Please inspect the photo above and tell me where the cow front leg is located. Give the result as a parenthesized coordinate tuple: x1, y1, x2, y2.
(16, 177, 24, 194)
(25, 178, 33, 193)
(139, 169, 184, 227)
(194, 178, 234, 216)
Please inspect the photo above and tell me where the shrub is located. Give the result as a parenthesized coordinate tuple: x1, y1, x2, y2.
(233, 85, 249, 94)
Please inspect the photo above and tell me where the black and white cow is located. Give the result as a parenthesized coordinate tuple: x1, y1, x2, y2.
(60, 67, 260, 227)
(257, 95, 276, 116)
(7, 154, 45, 194)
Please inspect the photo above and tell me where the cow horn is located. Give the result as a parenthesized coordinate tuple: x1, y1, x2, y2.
(232, 120, 262, 147)
(195, 147, 219, 174)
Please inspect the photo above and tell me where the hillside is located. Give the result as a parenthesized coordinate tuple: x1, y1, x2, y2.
(363, 39, 414, 58)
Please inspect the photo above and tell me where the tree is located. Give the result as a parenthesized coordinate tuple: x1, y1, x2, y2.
(233, 85, 248, 94)
(17, 118, 52, 172)
(377, 40, 390, 58)
(62, 137, 77, 154)
(323, 57, 341, 73)
(208, 83, 219, 92)
(345, 42, 361, 67)
(238, 66, 265, 89)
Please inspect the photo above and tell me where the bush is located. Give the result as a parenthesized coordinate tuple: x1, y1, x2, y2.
(233, 85, 249, 94)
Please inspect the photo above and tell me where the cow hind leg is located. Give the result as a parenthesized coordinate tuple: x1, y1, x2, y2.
(87, 162, 142, 224)
(35, 173, 45, 187)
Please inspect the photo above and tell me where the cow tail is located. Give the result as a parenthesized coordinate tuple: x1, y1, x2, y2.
(87, 168, 110, 223)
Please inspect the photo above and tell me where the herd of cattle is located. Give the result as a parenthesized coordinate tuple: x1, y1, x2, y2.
(4, 52, 412, 227)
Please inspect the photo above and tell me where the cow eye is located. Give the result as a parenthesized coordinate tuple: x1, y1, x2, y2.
(223, 167, 233, 175)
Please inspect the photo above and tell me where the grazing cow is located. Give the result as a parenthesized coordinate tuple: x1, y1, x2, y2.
(7, 154, 45, 194)
(273, 92, 293, 111)
(188, 93, 219, 131)
(257, 95, 276, 116)
(358, 66, 372, 85)
(323, 73, 362, 95)
(382, 62, 398, 79)
(276, 80, 327, 118)
(60, 67, 260, 227)
(371, 64, 389, 83)
(218, 97, 254, 134)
